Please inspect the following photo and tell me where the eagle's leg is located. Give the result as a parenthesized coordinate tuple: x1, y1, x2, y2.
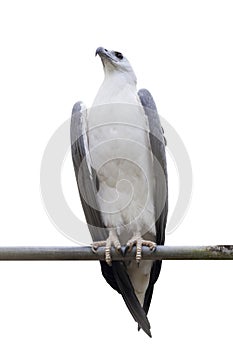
(92, 231, 121, 266)
(126, 233, 156, 264)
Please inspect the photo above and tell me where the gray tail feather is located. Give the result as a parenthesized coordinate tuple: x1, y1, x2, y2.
(138, 260, 163, 333)
(112, 262, 152, 338)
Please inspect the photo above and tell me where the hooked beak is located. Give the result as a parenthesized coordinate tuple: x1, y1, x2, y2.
(95, 47, 117, 62)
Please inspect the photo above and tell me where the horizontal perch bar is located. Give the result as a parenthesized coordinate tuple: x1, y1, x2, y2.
(0, 245, 233, 261)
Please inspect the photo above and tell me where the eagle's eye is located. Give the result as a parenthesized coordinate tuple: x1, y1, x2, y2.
(115, 52, 123, 60)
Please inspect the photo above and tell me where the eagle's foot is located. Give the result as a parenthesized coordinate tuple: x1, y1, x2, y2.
(126, 233, 156, 264)
(92, 231, 121, 266)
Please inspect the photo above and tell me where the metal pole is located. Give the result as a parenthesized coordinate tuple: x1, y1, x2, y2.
(0, 245, 233, 260)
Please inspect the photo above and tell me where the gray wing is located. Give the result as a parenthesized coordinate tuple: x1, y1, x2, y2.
(70, 101, 108, 242)
(71, 101, 152, 337)
(138, 89, 168, 315)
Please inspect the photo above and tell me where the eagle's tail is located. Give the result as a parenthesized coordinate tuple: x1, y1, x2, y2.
(138, 260, 163, 333)
(111, 261, 152, 338)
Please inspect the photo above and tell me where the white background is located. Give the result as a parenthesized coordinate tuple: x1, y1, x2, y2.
(0, 0, 233, 349)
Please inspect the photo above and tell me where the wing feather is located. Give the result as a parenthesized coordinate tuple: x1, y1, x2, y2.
(70, 101, 108, 242)
(138, 89, 168, 315)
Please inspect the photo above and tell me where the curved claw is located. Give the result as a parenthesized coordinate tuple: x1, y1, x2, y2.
(92, 232, 122, 266)
(125, 233, 157, 264)
(91, 240, 106, 253)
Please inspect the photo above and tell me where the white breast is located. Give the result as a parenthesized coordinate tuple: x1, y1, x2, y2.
(87, 78, 156, 244)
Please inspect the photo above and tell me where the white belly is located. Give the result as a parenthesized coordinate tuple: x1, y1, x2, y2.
(87, 102, 156, 244)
